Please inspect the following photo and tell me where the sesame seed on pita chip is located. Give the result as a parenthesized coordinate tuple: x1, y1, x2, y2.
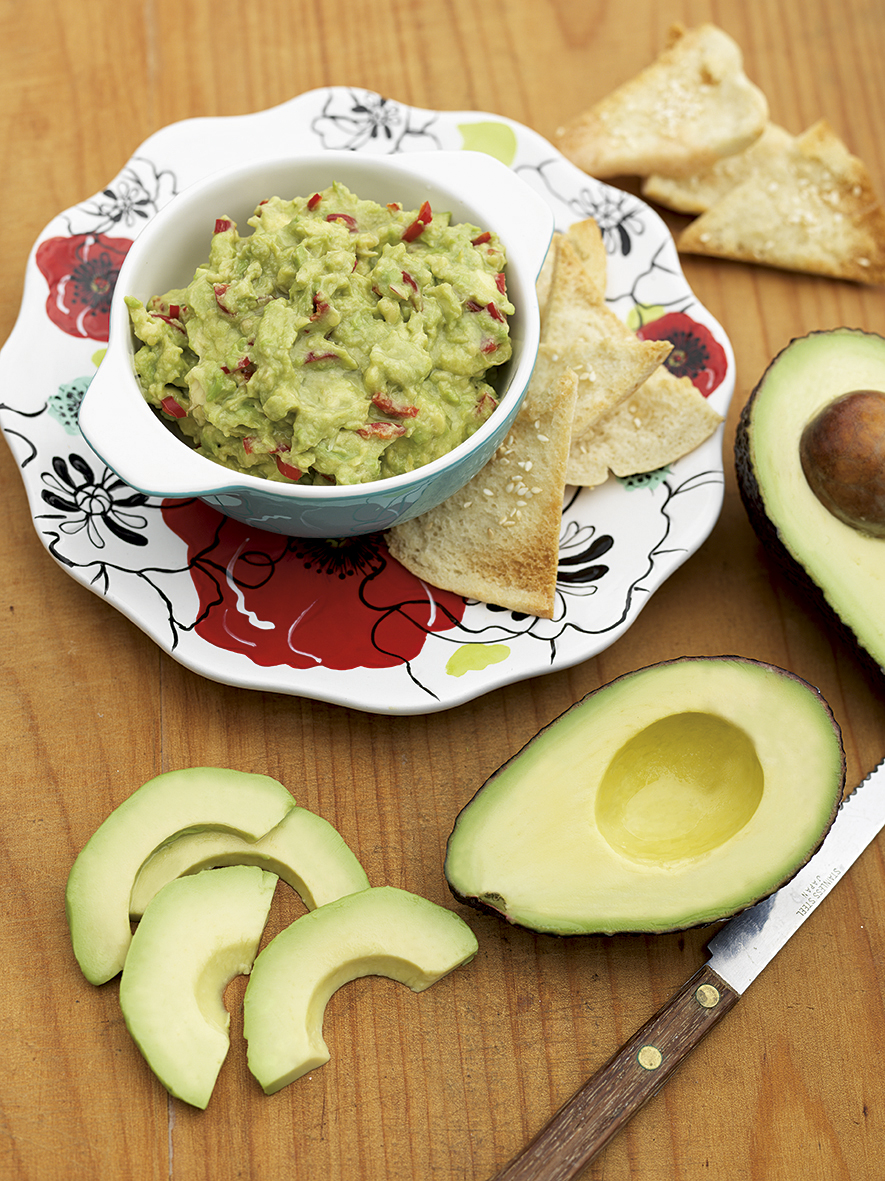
(566, 364, 723, 488)
(385, 347, 578, 620)
(642, 122, 795, 215)
(676, 119, 885, 284)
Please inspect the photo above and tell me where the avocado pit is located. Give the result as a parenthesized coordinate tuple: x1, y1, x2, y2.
(799, 389, 885, 537)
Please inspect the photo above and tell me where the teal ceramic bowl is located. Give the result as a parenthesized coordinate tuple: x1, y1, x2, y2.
(79, 150, 553, 538)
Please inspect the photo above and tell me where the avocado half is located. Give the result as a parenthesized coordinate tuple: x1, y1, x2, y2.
(444, 657, 845, 935)
(735, 328, 885, 673)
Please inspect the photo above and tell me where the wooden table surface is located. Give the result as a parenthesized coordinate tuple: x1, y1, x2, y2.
(2, 1, 885, 1178)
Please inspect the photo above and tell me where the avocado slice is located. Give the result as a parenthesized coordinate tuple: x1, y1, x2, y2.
(243, 886, 478, 1095)
(735, 328, 885, 672)
(444, 657, 845, 935)
(129, 805, 370, 918)
(65, 767, 296, 985)
(119, 865, 277, 1110)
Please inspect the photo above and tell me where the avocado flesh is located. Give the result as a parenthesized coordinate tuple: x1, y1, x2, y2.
(736, 328, 885, 672)
(119, 865, 277, 1110)
(129, 805, 370, 918)
(444, 658, 845, 935)
(65, 767, 296, 985)
(243, 886, 478, 1095)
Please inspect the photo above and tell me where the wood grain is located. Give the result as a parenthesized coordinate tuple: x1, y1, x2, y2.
(2, 2, 885, 1179)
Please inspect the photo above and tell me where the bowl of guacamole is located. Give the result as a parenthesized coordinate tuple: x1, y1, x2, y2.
(80, 150, 553, 538)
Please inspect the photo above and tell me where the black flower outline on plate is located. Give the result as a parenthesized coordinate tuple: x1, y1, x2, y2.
(310, 89, 442, 153)
(39, 453, 151, 550)
(478, 515, 615, 630)
(62, 156, 179, 236)
(516, 159, 648, 256)
(34, 456, 192, 628)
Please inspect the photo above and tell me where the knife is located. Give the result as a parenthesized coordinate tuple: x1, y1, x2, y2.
(489, 757, 885, 1181)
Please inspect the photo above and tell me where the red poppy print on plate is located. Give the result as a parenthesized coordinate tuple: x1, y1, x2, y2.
(162, 499, 467, 672)
(36, 233, 132, 342)
(636, 310, 727, 397)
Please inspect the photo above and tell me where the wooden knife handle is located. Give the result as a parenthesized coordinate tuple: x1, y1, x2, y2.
(489, 964, 740, 1181)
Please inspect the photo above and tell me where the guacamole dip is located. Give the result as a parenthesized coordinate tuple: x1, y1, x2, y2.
(126, 183, 514, 485)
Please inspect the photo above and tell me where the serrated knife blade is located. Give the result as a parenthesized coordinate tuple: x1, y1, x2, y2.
(489, 757, 885, 1181)
(707, 758, 885, 993)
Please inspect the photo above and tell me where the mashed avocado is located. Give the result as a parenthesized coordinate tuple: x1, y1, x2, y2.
(126, 183, 514, 485)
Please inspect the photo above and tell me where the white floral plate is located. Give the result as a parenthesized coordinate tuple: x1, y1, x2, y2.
(0, 88, 734, 715)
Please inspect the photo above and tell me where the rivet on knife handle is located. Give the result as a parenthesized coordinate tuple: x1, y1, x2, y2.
(488, 965, 739, 1181)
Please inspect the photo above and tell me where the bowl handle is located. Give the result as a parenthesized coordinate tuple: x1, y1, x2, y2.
(78, 343, 216, 498)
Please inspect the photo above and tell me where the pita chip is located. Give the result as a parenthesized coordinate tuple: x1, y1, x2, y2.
(536, 217, 607, 326)
(642, 122, 795, 215)
(385, 348, 578, 619)
(540, 229, 672, 437)
(535, 244, 555, 322)
(677, 119, 885, 283)
(566, 365, 723, 488)
(553, 23, 768, 179)
(562, 217, 609, 296)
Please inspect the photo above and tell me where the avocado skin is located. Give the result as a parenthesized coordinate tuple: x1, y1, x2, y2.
(445, 656, 845, 936)
(734, 328, 885, 679)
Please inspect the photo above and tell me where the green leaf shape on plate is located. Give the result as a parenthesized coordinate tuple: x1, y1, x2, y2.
(446, 644, 511, 677)
(458, 122, 517, 166)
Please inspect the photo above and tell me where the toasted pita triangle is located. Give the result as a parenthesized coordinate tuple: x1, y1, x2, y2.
(553, 23, 768, 179)
(642, 122, 795, 214)
(566, 365, 723, 487)
(677, 119, 885, 283)
(540, 229, 672, 437)
(561, 217, 609, 299)
(536, 218, 606, 325)
(385, 349, 578, 619)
